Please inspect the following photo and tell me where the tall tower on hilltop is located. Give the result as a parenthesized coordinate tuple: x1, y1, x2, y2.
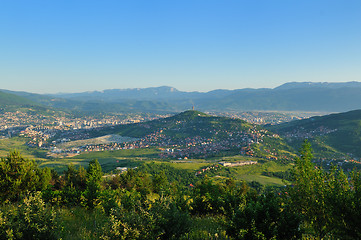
(192, 106, 195, 110)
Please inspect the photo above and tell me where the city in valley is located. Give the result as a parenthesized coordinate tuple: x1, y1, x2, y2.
(0, 108, 318, 159)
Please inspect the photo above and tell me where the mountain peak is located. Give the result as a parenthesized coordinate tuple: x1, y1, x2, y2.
(173, 110, 209, 119)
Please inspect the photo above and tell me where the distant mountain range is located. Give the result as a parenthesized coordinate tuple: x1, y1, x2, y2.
(2, 81, 361, 113)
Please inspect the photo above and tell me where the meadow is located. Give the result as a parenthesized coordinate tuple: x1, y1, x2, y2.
(0, 137, 290, 187)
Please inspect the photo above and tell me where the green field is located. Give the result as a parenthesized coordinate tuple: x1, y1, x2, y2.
(74, 147, 160, 159)
(211, 160, 291, 186)
(38, 147, 161, 172)
(167, 159, 212, 170)
(0, 137, 48, 161)
(57, 135, 138, 149)
(0, 137, 291, 186)
(142, 156, 291, 186)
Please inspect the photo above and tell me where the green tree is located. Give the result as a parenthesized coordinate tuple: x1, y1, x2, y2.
(326, 168, 361, 239)
(102, 197, 191, 240)
(35, 167, 52, 191)
(61, 164, 86, 206)
(0, 192, 57, 240)
(83, 159, 103, 209)
(191, 178, 226, 215)
(16, 192, 57, 240)
(227, 191, 301, 240)
(288, 140, 332, 239)
(0, 151, 50, 202)
(118, 168, 152, 197)
(152, 170, 168, 194)
(64, 164, 86, 190)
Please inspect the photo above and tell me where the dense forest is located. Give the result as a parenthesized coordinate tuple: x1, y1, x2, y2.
(0, 141, 360, 240)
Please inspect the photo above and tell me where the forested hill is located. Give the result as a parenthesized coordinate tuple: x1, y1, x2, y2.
(270, 109, 361, 132)
(94, 110, 294, 160)
(1, 88, 181, 114)
(0, 91, 34, 107)
(99, 110, 256, 138)
(0, 90, 46, 112)
(268, 109, 361, 158)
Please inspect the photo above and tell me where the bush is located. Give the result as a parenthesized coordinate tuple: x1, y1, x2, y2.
(227, 191, 301, 240)
(0, 151, 51, 202)
(0, 192, 57, 240)
(101, 197, 191, 240)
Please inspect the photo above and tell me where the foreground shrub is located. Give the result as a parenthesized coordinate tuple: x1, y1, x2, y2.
(0, 151, 51, 202)
(101, 197, 191, 240)
(0, 192, 57, 240)
(227, 191, 301, 240)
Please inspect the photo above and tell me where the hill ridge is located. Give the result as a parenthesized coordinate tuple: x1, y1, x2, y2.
(269, 109, 361, 158)
(3, 81, 361, 113)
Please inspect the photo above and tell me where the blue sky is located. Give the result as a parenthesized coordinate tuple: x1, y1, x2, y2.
(1, 0, 360, 93)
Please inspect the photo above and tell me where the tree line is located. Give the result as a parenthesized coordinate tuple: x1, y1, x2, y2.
(0, 141, 360, 239)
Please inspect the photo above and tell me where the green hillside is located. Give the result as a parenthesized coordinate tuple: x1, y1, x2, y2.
(0, 91, 37, 109)
(269, 109, 361, 158)
(0, 90, 55, 114)
(96, 110, 250, 137)
(90, 110, 295, 161)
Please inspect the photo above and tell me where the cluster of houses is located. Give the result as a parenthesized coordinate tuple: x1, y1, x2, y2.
(3, 109, 290, 161)
(45, 120, 282, 159)
(154, 128, 266, 159)
(0, 110, 55, 132)
(215, 111, 310, 125)
(20, 126, 57, 148)
(195, 164, 220, 175)
(345, 159, 361, 165)
(0, 109, 166, 141)
(282, 126, 337, 139)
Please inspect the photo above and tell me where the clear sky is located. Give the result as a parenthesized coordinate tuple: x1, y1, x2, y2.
(1, 0, 360, 93)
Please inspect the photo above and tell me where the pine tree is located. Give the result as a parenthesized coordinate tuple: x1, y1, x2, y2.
(0, 151, 49, 202)
(83, 159, 102, 208)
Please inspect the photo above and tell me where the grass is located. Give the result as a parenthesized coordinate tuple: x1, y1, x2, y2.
(219, 155, 261, 162)
(161, 156, 291, 186)
(56, 207, 108, 240)
(167, 159, 211, 170)
(40, 157, 142, 173)
(46, 151, 291, 186)
(39, 159, 92, 172)
(55, 206, 230, 240)
(74, 147, 160, 159)
(39, 148, 162, 172)
(0, 137, 48, 161)
(227, 161, 291, 186)
(239, 175, 287, 186)
(57, 135, 138, 149)
(203, 160, 292, 186)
